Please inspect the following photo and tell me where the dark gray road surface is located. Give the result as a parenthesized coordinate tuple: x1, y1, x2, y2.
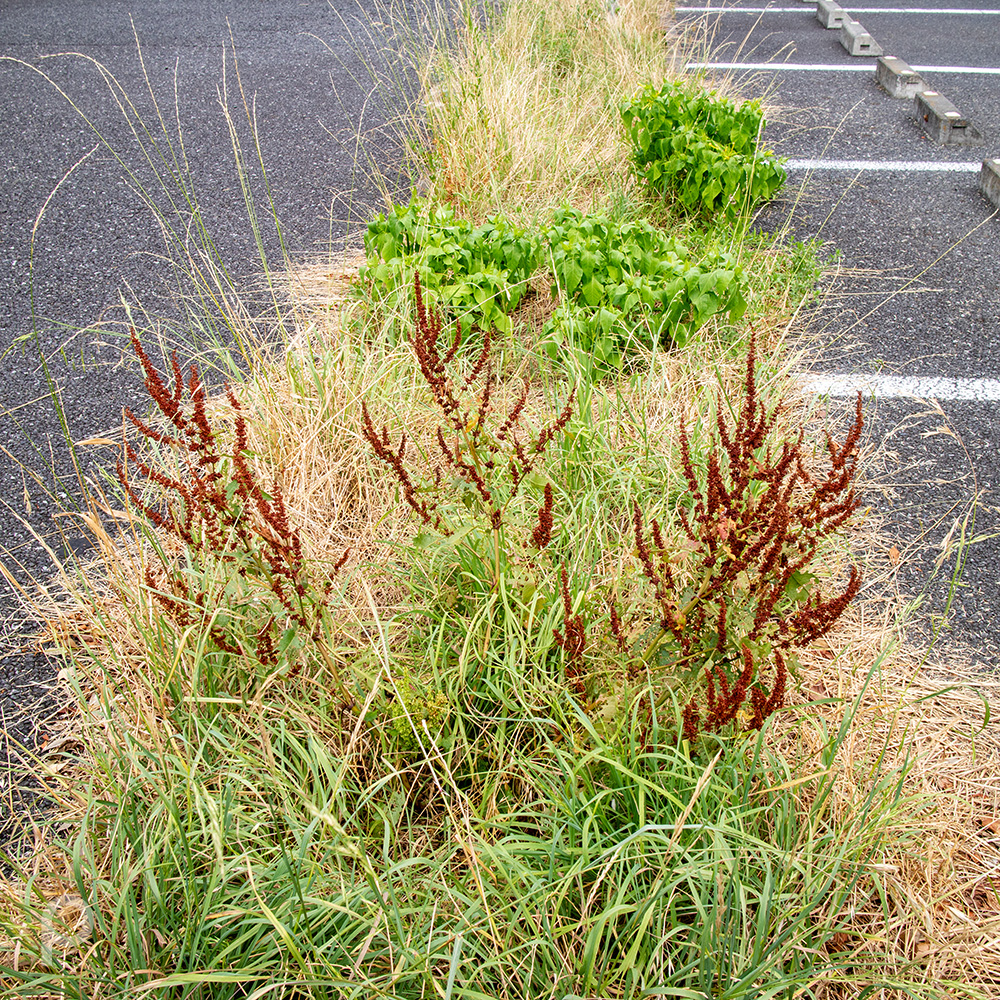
(0, 0, 415, 830)
(674, 1, 1000, 663)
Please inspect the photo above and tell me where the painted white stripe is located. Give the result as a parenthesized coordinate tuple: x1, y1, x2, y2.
(677, 6, 1000, 12)
(686, 61, 1000, 74)
(848, 4, 1000, 9)
(687, 61, 876, 71)
(912, 64, 1000, 75)
(785, 158, 983, 171)
(804, 374, 1000, 401)
(845, 4, 1000, 10)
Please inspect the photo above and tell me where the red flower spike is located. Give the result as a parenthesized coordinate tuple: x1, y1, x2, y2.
(632, 330, 863, 742)
(120, 333, 329, 684)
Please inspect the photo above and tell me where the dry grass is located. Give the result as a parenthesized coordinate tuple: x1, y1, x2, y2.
(786, 614, 1000, 995)
(413, 0, 697, 222)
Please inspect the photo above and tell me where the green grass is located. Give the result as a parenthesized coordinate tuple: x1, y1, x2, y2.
(0, 0, 995, 998)
(0, 657, 926, 997)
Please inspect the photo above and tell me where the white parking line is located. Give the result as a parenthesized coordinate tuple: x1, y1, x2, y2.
(688, 61, 876, 71)
(804, 374, 1000, 401)
(785, 159, 983, 171)
(676, 6, 1000, 13)
(686, 61, 1000, 74)
(912, 64, 1000, 75)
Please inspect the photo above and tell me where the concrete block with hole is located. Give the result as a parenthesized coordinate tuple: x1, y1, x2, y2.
(816, 0, 845, 28)
(840, 19, 882, 56)
(979, 159, 1000, 210)
(915, 90, 984, 146)
(876, 56, 925, 98)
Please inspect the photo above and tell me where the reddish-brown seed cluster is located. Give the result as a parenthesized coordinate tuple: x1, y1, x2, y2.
(361, 404, 444, 532)
(119, 329, 342, 673)
(412, 274, 469, 429)
(749, 650, 787, 730)
(608, 598, 627, 655)
(632, 503, 681, 639)
(703, 646, 753, 731)
(627, 330, 862, 740)
(681, 699, 700, 745)
(679, 647, 786, 744)
(675, 334, 861, 651)
(362, 274, 574, 543)
(531, 483, 555, 549)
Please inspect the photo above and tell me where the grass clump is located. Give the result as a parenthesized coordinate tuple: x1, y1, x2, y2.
(0, 289, 972, 997)
(413, 0, 684, 222)
(1, 0, 997, 997)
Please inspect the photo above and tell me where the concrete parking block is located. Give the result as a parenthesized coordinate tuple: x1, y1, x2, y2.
(875, 56, 925, 99)
(915, 90, 985, 146)
(980, 159, 1000, 210)
(839, 19, 883, 56)
(816, 0, 845, 28)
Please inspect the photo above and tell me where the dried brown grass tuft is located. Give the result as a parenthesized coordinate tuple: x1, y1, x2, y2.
(414, 0, 695, 222)
(774, 605, 1000, 993)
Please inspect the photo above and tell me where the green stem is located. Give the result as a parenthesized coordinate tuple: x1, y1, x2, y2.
(639, 572, 718, 666)
(493, 525, 501, 589)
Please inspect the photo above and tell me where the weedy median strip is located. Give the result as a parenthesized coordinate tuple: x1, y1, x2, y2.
(0, 0, 997, 997)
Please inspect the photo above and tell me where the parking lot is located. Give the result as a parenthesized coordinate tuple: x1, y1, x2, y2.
(675, 0, 1000, 664)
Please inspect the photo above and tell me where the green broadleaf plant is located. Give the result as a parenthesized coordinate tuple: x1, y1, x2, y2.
(621, 81, 787, 221)
(361, 199, 748, 370)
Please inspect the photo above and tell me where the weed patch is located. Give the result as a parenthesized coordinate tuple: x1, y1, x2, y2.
(361, 199, 748, 369)
(541, 205, 746, 363)
(362, 200, 539, 338)
(0, 0, 995, 997)
(622, 81, 786, 221)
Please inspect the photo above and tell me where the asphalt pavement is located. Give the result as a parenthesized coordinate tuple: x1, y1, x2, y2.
(674, 0, 1000, 664)
(0, 0, 416, 828)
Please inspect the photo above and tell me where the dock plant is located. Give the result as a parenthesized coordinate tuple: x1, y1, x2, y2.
(117, 329, 349, 700)
(360, 274, 574, 620)
(620, 334, 864, 741)
(362, 280, 864, 745)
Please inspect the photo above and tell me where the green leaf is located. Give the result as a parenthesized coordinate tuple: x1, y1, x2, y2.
(278, 627, 298, 654)
(581, 276, 605, 308)
(728, 283, 748, 322)
(413, 530, 435, 551)
(596, 306, 617, 334)
(784, 570, 816, 603)
(560, 257, 584, 294)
